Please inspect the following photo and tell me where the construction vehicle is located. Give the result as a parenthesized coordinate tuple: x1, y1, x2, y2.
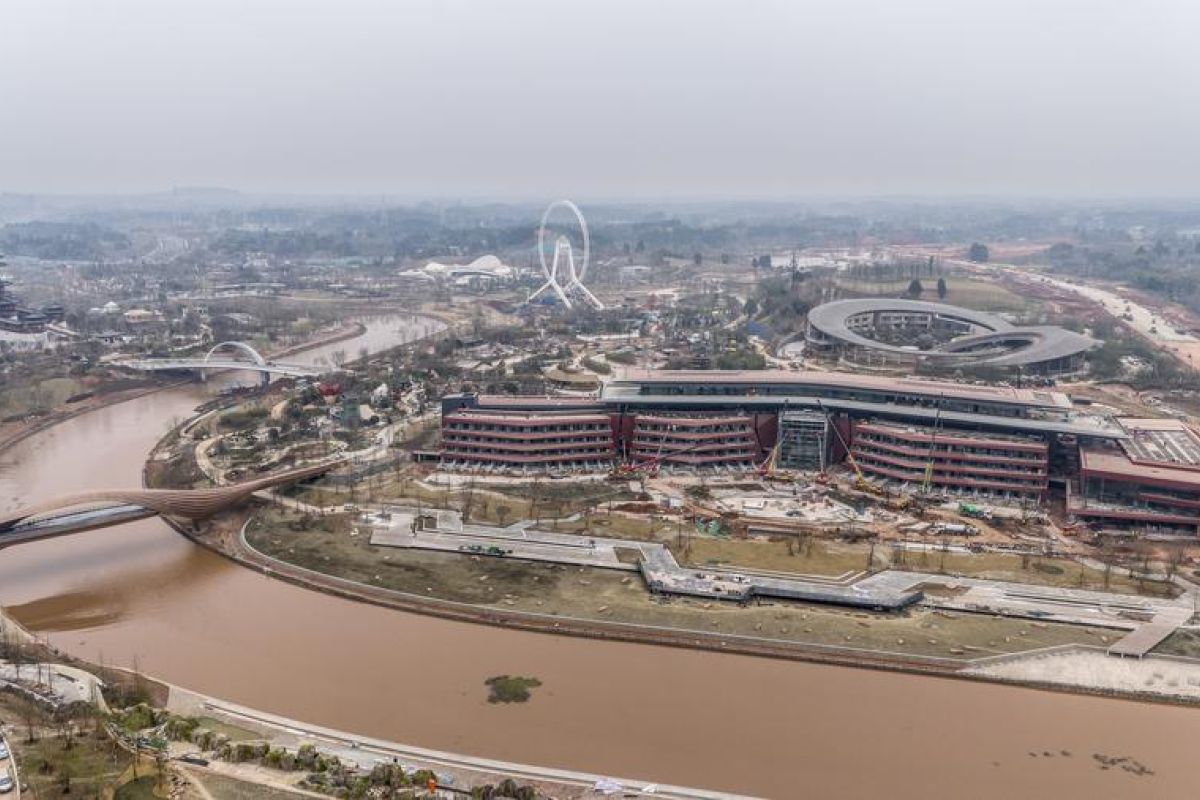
(959, 502, 993, 520)
(756, 439, 786, 479)
(608, 462, 647, 481)
(815, 399, 881, 495)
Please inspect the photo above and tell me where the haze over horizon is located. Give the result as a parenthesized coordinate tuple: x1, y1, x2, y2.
(3, 0, 1198, 199)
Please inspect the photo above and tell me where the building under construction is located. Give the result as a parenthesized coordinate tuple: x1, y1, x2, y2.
(777, 411, 830, 472)
(1070, 418, 1200, 536)
(438, 370, 1115, 482)
(850, 420, 1050, 502)
(628, 413, 759, 469)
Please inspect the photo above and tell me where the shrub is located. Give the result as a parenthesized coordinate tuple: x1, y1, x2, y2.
(484, 675, 542, 704)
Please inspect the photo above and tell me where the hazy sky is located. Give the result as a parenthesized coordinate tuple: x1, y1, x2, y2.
(2, 0, 1198, 198)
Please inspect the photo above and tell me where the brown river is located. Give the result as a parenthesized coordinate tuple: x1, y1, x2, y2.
(1, 314, 1198, 798)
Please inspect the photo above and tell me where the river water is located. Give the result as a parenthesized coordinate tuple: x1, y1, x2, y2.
(1, 313, 1198, 798)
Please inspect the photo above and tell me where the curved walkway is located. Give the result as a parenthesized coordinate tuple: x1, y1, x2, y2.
(0, 461, 341, 530)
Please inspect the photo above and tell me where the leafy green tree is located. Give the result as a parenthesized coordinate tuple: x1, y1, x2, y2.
(967, 243, 990, 262)
(906, 279, 923, 298)
(937, 277, 948, 299)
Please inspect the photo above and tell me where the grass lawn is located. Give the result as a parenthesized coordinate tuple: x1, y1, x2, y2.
(1157, 629, 1200, 659)
(895, 549, 1178, 597)
(555, 512, 672, 541)
(293, 476, 640, 531)
(16, 731, 131, 798)
(246, 509, 1117, 661)
(191, 771, 315, 799)
(115, 775, 164, 799)
(247, 507, 566, 604)
(676, 535, 1176, 597)
(194, 716, 261, 742)
(680, 536, 870, 576)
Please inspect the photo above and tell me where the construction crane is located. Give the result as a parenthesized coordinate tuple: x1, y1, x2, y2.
(921, 394, 944, 495)
(815, 399, 878, 494)
(612, 436, 732, 479)
(756, 439, 782, 478)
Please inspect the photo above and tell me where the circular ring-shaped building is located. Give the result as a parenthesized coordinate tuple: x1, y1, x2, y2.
(805, 298, 1096, 375)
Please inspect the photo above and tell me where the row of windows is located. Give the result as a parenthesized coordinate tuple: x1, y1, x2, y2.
(635, 423, 752, 435)
(445, 433, 610, 445)
(856, 455, 1046, 490)
(444, 446, 613, 459)
(856, 435, 1046, 463)
(859, 443, 1046, 474)
(446, 422, 609, 434)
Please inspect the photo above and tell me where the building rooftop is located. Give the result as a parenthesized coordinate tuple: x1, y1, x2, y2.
(1117, 417, 1200, 470)
(471, 394, 606, 411)
(806, 298, 1098, 367)
(608, 369, 1074, 410)
(1081, 446, 1200, 490)
(603, 390, 1122, 439)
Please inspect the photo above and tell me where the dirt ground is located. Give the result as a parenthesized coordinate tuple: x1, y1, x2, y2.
(1156, 629, 1200, 659)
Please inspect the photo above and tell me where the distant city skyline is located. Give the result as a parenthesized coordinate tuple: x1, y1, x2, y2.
(2, 0, 1199, 198)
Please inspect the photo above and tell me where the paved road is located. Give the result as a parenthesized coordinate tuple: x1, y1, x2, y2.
(167, 691, 759, 800)
(858, 570, 1194, 633)
(0, 731, 17, 800)
(0, 661, 107, 710)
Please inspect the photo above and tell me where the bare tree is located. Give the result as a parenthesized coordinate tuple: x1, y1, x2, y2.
(20, 703, 39, 743)
(461, 479, 478, 523)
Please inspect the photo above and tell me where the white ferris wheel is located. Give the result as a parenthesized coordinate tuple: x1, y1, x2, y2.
(528, 199, 603, 310)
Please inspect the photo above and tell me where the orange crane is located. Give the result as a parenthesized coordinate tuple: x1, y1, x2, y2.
(815, 399, 879, 494)
(756, 439, 782, 478)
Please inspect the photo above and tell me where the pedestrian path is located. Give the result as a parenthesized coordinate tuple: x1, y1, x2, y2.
(366, 508, 921, 610)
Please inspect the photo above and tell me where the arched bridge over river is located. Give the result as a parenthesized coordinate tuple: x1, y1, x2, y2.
(121, 341, 322, 384)
(0, 461, 339, 545)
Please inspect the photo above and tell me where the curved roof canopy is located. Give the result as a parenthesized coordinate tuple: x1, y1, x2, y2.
(807, 298, 1097, 367)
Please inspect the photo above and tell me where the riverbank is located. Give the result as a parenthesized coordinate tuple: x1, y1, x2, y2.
(152, 508, 1200, 713)
(0, 320, 369, 460)
(262, 321, 367, 361)
(9, 308, 1200, 799)
(0, 379, 188, 456)
(0, 578, 739, 800)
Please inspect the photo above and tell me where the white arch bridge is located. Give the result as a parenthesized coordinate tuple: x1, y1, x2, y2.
(121, 341, 322, 384)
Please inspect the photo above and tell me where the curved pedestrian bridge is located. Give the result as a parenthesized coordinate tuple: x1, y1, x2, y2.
(120, 340, 322, 380)
(0, 461, 339, 540)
